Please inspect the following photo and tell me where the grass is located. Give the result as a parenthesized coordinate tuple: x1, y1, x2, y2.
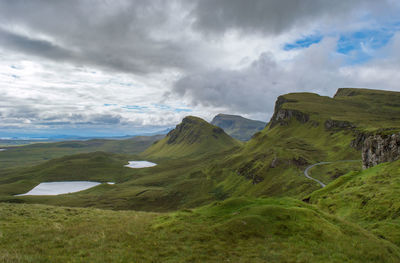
(0, 135, 163, 171)
(305, 160, 362, 185)
(1, 197, 400, 263)
(0, 107, 364, 210)
(308, 159, 400, 247)
(280, 88, 400, 132)
(143, 116, 241, 159)
(0, 150, 244, 211)
(2, 87, 400, 261)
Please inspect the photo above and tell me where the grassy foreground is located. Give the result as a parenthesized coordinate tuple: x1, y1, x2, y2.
(309, 159, 400, 247)
(1, 197, 399, 263)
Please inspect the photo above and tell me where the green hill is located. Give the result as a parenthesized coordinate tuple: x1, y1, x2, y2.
(0, 152, 133, 197)
(142, 116, 241, 159)
(210, 113, 266, 141)
(308, 159, 400, 247)
(1, 197, 399, 263)
(3, 88, 400, 261)
(272, 88, 400, 132)
(203, 88, 400, 199)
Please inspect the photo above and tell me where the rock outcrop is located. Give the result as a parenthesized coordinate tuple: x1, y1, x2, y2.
(325, 119, 355, 130)
(269, 96, 309, 129)
(351, 131, 371, 150)
(362, 133, 400, 169)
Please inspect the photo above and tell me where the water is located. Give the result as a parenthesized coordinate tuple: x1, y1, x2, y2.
(124, 161, 157, 168)
(15, 181, 102, 196)
(0, 149, 6, 151)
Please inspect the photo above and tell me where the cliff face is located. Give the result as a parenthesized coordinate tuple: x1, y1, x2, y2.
(362, 133, 400, 169)
(269, 96, 309, 129)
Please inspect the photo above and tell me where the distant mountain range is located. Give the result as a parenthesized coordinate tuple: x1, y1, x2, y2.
(0, 128, 173, 144)
(211, 114, 266, 141)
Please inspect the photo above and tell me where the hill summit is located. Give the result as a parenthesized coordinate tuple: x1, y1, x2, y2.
(211, 114, 266, 141)
(142, 116, 240, 159)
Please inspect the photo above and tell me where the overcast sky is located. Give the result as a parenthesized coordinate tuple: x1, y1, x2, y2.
(1, 0, 400, 137)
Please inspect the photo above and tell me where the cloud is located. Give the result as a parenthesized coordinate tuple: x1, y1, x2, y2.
(172, 35, 400, 119)
(191, 0, 394, 35)
(0, 1, 400, 134)
(0, 28, 74, 61)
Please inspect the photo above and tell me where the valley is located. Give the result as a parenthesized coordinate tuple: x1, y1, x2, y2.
(2, 88, 400, 262)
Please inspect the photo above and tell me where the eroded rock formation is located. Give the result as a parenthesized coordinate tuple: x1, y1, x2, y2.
(269, 96, 309, 128)
(362, 133, 400, 169)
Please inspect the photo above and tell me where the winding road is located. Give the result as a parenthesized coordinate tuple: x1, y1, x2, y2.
(304, 160, 360, 188)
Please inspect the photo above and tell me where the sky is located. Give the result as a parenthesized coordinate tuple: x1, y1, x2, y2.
(1, 0, 400, 137)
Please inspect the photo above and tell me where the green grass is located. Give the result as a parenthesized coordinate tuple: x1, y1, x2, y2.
(308, 159, 400, 247)
(280, 88, 400, 132)
(143, 116, 241, 159)
(0, 135, 163, 171)
(3, 88, 400, 261)
(0, 150, 244, 211)
(305, 160, 362, 185)
(2, 197, 400, 263)
(202, 117, 361, 200)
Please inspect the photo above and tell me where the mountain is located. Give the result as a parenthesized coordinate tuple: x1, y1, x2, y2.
(142, 116, 241, 159)
(4, 88, 400, 262)
(205, 88, 400, 199)
(210, 113, 266, 141)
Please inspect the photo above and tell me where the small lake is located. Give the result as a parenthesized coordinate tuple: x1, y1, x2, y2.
(15, 181, 104, 196)
(0, 149, 6, 152)
(124, 161, 157, 168)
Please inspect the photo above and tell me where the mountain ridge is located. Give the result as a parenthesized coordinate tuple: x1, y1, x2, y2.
(210, 113, 266, 141)
(142, 116, 241, 159)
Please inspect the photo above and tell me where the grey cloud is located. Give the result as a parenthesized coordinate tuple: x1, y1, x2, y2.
(1, 0, 400, 131)
(173, 33, 400, 120)
(0, 0, 397, 75)
(191, 0, 392, 35)
(0, 28, 73, 60)
(172, 40, 353, 119)
(0, 0, 201, 75)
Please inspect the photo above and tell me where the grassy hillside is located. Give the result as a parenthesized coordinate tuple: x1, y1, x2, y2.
(2, 197, 399, 263)
(279, 88, 400, 132)
(308, 159, 400, 247)
(201, 88, 400, 199)
(203, 117, 361, 200)
(143, 116, 241, 159)
(0, 149, 245, 211)
(0, 135, 163, 170)
(0, 152, 134, 196)
(3, 88, 400, 261)
(211, 113, 266, 141)
(2, 88, 398, 210)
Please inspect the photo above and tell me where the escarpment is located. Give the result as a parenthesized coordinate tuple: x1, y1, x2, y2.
(362, 133, 400, 169)
(269, 96, 309, 128)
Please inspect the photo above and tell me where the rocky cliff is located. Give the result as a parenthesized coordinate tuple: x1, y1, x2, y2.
(362, 133, 400, 169)
(269, 96, 309, 129)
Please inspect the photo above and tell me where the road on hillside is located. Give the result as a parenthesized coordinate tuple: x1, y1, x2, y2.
(304, 160, 360, 188)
